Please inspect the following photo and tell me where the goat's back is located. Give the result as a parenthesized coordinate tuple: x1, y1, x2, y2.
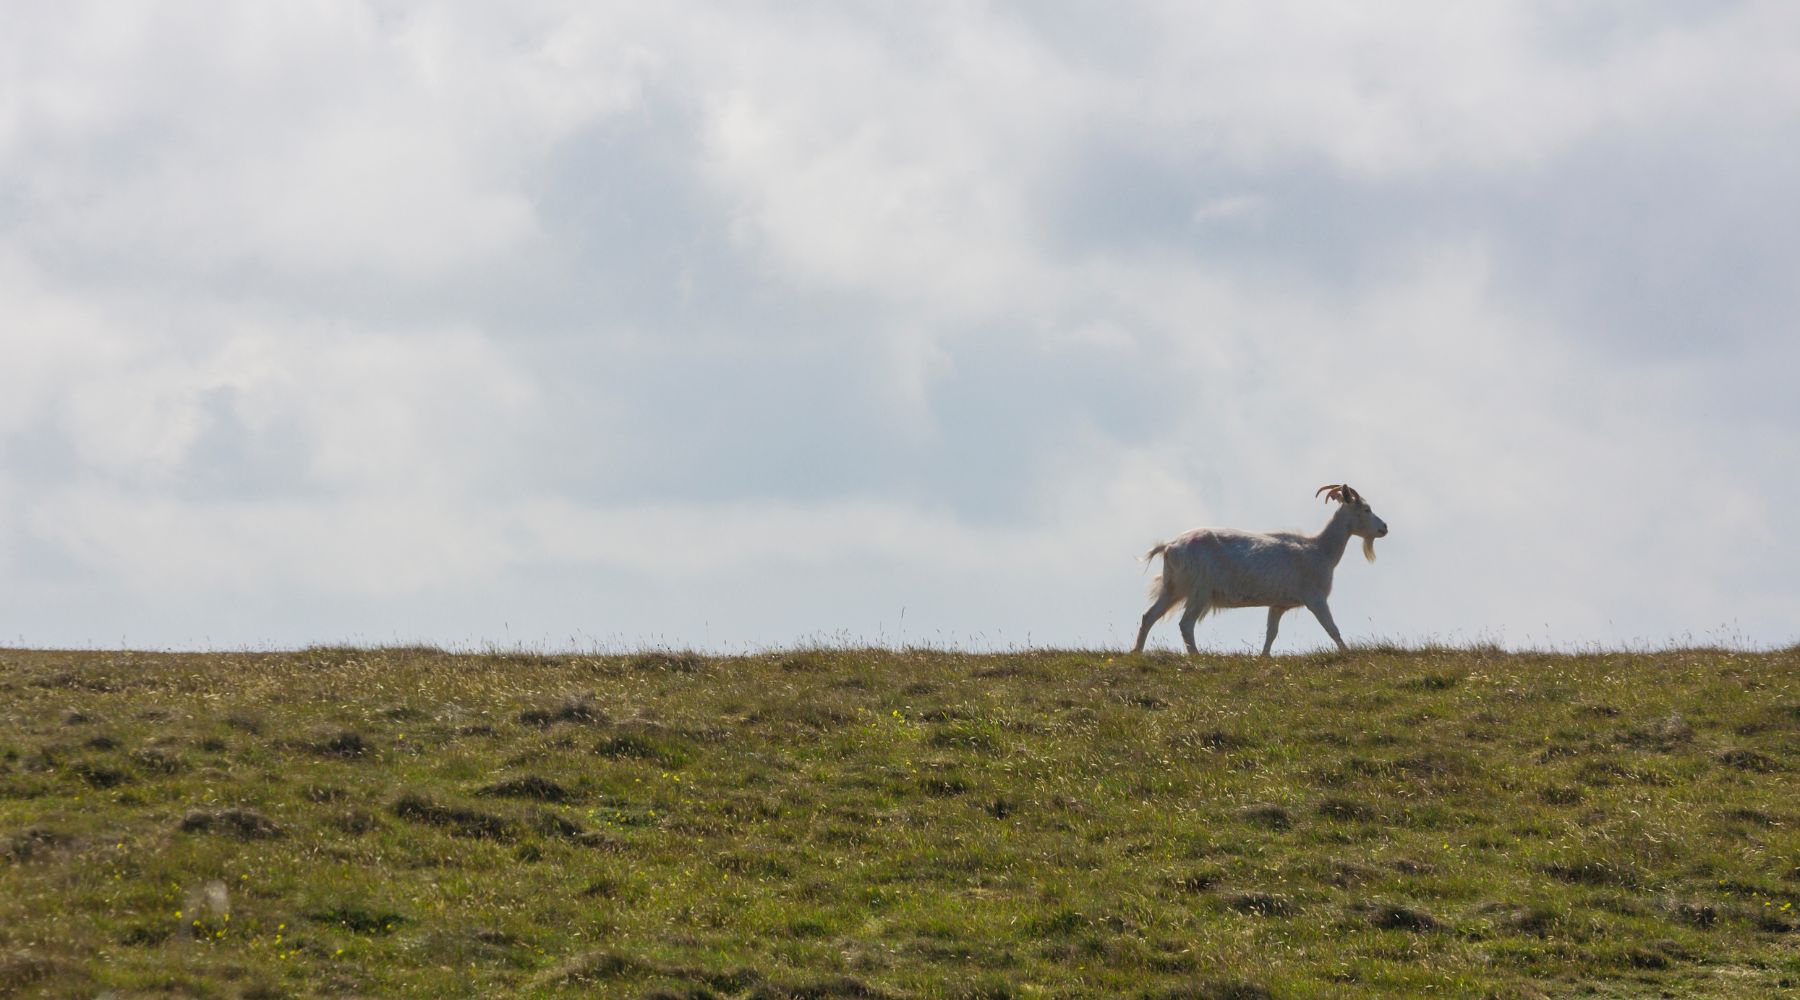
(1157, 527, 1324, 606)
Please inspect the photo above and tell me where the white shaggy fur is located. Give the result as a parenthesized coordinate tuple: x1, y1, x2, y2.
(1132, 488, 1388, 656)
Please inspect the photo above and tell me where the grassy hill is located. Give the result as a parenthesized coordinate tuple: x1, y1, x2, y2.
(2, 645, 1797, 998)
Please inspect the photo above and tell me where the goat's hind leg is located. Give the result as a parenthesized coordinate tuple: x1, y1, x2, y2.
(1132, 593, 1179, 654)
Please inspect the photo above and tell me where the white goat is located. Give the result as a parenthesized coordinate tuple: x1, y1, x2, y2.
(1132, 484, 1389, 656)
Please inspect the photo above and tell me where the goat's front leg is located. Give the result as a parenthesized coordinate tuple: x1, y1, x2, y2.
(1262, 606, 1287, 657)
(1305, 598, 1348, 652)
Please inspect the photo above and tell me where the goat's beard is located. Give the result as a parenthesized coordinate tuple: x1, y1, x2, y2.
(1363, 536, 1377, 563)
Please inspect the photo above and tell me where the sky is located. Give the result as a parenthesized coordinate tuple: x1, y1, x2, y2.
(2, 2, 1797, 653)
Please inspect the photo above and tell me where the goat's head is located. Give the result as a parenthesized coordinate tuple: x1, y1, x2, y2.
(1317, 484, 1388, 562)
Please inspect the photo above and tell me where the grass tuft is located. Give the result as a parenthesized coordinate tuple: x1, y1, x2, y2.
(477, 775, 573, 802)
(1716, 748, 1780, 772)
(1224, 892, 1294, 917)
(0, 950, 67, 994)
(518, 694, 608, 727)
(1238, 802, 1292, 830)
(1360, 901, 1440, 932)
(391, 792, 514, 840)
(315, 729, 371, 758)
(1143, 981, 1273, 1000)
(5, 827, 76, 863)
(309, 904, 409, 936)
(178, 807, 282, 839)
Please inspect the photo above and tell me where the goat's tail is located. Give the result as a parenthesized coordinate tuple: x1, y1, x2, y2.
(1141, 542, 1182, 606)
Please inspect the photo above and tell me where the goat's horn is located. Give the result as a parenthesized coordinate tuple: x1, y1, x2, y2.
(1316, 484, 1340, 500)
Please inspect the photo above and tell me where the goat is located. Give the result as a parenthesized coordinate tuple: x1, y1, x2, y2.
(1132, 484, 1389, 656)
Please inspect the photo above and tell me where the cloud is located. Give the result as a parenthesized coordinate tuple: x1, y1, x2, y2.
(0, 4, 651, 284)
(1, 2, 1796, 650)
(1, 254, 539, 492)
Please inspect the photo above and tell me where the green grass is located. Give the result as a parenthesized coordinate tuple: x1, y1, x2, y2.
(2, 645, 1798, 998)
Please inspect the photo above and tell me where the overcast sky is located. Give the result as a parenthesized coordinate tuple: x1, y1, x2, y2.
(3, 3, 1796, 652)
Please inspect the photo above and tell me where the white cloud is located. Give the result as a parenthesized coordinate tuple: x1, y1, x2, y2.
(1110, 2, 1800, 174)
(1191, 195, 1267, 226)
(0, 254, 541, 493)
(0, 3, 651, 283)
(693, 20, 1060, 319)
(1, 2, 1796, 650)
